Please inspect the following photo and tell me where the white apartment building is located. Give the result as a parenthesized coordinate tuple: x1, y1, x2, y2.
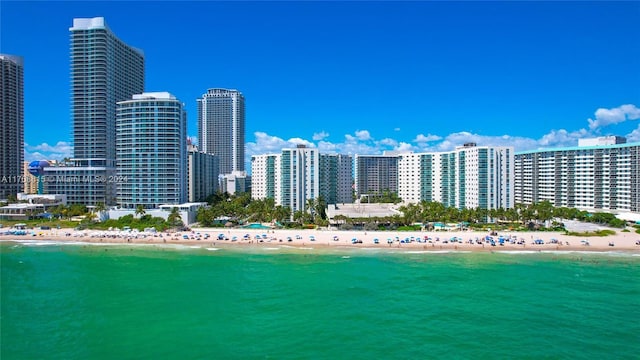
(398, 143, 515, 210)
(251, 147, 353, 213)
(280, 146, 320, 213)
(398, 152, 428, 204)
(251, 154, 281, 204)
(515, 139, 640, 212)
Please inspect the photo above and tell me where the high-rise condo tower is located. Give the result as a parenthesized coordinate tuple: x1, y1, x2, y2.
(0, 54, 24, 199)
(116, 92, 187, 209)
(197, 88, 245, 175)
(45, 17, 144, 205)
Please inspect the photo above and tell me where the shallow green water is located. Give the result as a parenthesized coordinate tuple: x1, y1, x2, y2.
(2, 242, 639, 359)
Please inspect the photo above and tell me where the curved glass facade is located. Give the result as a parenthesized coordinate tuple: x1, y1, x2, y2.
(116, 93, 186, 209)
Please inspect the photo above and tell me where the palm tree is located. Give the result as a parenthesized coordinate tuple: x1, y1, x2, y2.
(293, 210, 306, 225)
(519, 204, 535, 225)
(314, 196, 327, 221)
(421, 201, 446, 223)
(59, 204, 70, 220)
(95, 202, 106, 213)
(196, 206, 213, 227)
(306, 198, 316, 222)
(399, 202, 420, 225)
(534, 200, 554, 226)
(94, 202, 106, 222)
(68, 204, 87, 217)
(135, 204, 146, 218)
(475, 207, 489, 224)
(167, 207, 183, 229)
(247, 199, 265, 222)
(273, 205, 290, 224)
(505, 207, 519, 223)
(85, 212, 97, 223)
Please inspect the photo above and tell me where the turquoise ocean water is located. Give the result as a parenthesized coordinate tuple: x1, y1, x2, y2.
(1, 241, 639, 359)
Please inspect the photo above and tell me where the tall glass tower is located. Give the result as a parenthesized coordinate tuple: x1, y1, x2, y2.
(116, 92, 187, 209)
(44, 17, 145, 206)
(70, 17, 144, 166)
(197, 88, 245, 175)
(0, 54, 24, 199)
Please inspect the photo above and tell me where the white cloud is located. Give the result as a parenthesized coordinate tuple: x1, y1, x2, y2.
(25, 141, 73, 153)
(626, 124, 640, 142)
(24, 141, 73, 162)
(244, 103, 640, 171)
(344, 134, 356, 142)
(394, 127, 401, 131)
(339, 141, 380, 156)
(246, 128, 580, 163)
(394, 142, 413, 152)
(588, 104, 640, 130)
(354, 130, 371, 141)
(312, 131, 329, 141)
(246, 132, 316, 160)
(317, 141, 338, 152)
(288, 137, 315, 147)
(418, 132, 541, 152)
(538, 128, 589, 147)
(247, 131, 288, 152)
(379, 138, 397, 146)
(414, 133, 442, 144)
(433, 132, 477, 151)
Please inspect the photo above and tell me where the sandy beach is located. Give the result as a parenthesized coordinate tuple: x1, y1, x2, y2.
(2, 226, 640, 252)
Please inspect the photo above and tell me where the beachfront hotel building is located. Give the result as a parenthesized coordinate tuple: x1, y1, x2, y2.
(252, 144, 513, 213)
(0, 54, 24, 199)
(44, 17, 144, 206)
(319, 153, 354, 204)
(397, 143, 515, 210)
(197, 88, 245, 175)
(354, 154, 399, 201)
(514, 137, 640, 213)
(115, 92, 187, 209)
(397, 152, 433, 204)
(251, 154, 282, 204)
(187, 144, 219, 202)
(280, 146, 320, 213)
(251, 147, 353, 214)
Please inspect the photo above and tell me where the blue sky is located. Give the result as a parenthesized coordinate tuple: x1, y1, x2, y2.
(2, 1, 639, 165)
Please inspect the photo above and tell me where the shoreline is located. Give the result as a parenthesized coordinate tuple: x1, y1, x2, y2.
(2, 227, 640, 254)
